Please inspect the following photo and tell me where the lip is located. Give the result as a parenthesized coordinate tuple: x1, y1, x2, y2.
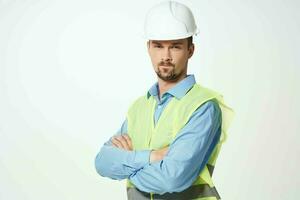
(160, 65, 173, 68)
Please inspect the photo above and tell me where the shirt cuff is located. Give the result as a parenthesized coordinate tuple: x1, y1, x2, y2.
(133, 150, 151, 168)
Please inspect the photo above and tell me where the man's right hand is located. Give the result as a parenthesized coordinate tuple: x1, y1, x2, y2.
(150, 146, 169, 163)
(111, 134, 133, 151)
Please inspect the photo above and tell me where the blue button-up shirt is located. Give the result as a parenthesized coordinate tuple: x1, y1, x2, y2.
(95, 74, 222, 194)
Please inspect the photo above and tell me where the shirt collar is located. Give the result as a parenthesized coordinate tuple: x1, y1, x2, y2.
(147, 74, 196, 100)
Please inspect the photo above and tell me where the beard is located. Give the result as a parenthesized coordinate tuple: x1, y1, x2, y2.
(155, 62, 183, 82)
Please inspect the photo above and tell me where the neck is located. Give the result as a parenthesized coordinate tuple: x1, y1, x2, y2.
(158, 73, 187, 98)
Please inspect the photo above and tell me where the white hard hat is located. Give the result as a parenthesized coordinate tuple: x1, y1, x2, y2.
(144, 1, 199, 40)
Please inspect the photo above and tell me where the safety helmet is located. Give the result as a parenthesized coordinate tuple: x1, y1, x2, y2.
(144, 1, 199, 40)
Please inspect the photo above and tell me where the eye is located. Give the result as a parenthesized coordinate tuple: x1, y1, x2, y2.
(172, 46, 181, 49)
(154, 45, 162, 48)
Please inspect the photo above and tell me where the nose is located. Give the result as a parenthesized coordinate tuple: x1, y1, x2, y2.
(161, 48, 172, 62)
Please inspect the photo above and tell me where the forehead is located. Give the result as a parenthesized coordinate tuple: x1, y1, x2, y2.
(149, 39, 187, 45)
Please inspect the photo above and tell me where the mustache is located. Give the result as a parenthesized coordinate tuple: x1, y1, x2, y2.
(159, 61, 175, 67)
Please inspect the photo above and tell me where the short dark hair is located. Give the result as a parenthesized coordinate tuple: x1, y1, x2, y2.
(187, 36, 193, 48)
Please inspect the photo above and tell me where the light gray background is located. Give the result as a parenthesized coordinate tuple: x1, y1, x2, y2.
(0, 0, 299, 199)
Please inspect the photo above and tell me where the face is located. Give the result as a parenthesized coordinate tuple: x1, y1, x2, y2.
(147, 38, 194, 82)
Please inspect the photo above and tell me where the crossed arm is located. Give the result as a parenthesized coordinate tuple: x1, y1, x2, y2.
(110, 134, 169, 163)
(94, 100, 222, 194)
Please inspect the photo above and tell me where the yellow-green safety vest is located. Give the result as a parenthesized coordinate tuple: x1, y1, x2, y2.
(126, 83, 234, 200)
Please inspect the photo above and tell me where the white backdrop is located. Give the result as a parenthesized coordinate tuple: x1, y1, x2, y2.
(0, 0, 299, 199)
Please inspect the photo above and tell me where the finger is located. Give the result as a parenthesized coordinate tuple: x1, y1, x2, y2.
(120, 135, 131, 150)
(115, 136, 130, 150)
(111, 137, 124, 149)
(122, 135, 133, 150)
(123, 134, 132, 142)
(111, 138, 122, 148)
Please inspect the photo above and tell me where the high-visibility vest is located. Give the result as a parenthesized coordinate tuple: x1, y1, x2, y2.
(126, 83, 234, 200)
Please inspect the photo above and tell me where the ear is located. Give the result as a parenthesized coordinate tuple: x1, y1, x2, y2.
(188, 43, 195, 59)
(147, 40, 151, 54)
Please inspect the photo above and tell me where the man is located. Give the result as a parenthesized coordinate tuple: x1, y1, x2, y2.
(95, 1, 234, 200)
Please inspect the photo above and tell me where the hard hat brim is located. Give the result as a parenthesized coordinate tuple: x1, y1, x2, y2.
(142, 29, 199, 41)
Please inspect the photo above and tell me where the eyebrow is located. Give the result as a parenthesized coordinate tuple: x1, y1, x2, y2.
(171, 42, 184, 45)
(151, 41, 184, 45)
(151, 41, 162, 45)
